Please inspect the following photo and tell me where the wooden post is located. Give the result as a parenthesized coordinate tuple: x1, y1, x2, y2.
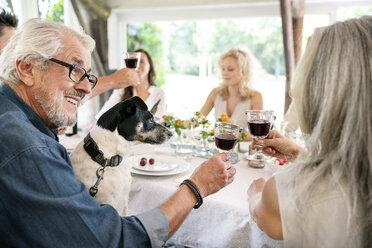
(280, 0, 296, 114)
(292, 17, 303, 64)
(292, 0, 305, 65)
(70, 0, 106, 77)
(78, 0, 110, 20)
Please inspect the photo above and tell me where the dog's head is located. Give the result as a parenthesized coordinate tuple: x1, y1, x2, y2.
(97, 96, 172, 144)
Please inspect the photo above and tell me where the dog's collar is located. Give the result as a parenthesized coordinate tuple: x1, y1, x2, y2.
(83, 133, 123, 167)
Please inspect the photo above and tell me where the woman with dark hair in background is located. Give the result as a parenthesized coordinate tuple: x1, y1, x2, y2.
(0, 8, 18, 52)
(97, 49, 166, 119)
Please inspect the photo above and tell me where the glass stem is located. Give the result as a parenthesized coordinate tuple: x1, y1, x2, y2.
(254, 138, 264, 159)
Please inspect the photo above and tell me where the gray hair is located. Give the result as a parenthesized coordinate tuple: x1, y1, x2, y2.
(218, 48, 254, 100)
(291, 15, 372, 245)
(0, 18, 95, 85)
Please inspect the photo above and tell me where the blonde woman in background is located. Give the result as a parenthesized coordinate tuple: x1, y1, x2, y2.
(248, 16, 372, 247)
(200, 48, 263, 129)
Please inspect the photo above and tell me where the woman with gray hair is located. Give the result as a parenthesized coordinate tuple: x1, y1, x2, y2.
(247, 16, 372, 247)
(200, 47, 263, 129)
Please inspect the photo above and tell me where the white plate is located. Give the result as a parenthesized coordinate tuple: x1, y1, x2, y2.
(154, 147, 175, 156)
(129, 156, 191, 176)
(130, 155, 178, 172)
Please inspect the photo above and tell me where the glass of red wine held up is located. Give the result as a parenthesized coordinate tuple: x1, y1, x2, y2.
(245, 110, 274, 167)
(214, 122, 242, 161)
(124, 52, 141, 70)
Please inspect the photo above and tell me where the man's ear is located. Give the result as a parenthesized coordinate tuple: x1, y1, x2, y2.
(15, 60, 35, 86)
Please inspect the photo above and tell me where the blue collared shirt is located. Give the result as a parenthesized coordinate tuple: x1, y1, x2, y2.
(0, 84, 168, 247)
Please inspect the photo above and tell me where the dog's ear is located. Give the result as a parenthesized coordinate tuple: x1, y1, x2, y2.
(119, 96, 148, 118)
(131, 96, 148, 111)
(119, 103, 136, 118)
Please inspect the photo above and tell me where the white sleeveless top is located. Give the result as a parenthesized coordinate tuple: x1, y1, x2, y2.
(96, 86, 166, 120)
(275, 168, 361, 247)
(214, 94, 251, 128)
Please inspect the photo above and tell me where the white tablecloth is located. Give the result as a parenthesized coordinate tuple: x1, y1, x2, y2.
(59, 135, 283, 248)
(128, 143, 283, 248)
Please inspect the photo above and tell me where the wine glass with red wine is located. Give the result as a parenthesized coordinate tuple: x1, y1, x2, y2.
(214, 122, 242, 155)
(124, 52, 141, 70)
(245, 110, 274, 162)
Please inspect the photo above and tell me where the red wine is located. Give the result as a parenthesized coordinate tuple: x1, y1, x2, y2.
(248, 120, 271, 137)
(124, 58, 138, 69)
(215, 134, 238, 151)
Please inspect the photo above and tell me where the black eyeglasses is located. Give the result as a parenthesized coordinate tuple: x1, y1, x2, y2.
(49, 58, 98, 89)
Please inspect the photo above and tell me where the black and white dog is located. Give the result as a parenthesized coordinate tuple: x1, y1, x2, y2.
(70, 96, 172, 216)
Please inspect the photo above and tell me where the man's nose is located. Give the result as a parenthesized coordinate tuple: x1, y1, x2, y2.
(74, 77, 92, 95)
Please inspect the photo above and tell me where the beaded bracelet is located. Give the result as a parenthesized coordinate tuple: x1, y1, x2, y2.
(180, 179, 203, 209)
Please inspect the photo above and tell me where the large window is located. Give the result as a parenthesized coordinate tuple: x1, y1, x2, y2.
(126, 6, 372, 124)
(127, 17, 286, 121)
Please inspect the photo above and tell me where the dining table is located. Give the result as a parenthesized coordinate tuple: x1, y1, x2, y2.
(59, 133, 283, 248)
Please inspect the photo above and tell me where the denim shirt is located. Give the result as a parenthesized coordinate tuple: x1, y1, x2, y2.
(0, 84, 168, 247)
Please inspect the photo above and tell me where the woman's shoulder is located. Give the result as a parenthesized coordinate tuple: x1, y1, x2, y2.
(210, 87, 220, 98)
(206, 87, 221, 103)
(250, 90, 262, 99)
(249, 90, 263, 109)
(150, 85, 165, 96)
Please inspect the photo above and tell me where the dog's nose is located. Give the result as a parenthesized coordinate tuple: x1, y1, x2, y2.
(167, 130, 173, 138)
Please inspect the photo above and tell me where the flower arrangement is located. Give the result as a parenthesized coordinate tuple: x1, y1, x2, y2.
(219, 113, 230, 123)
(162, 112, 249, 143)
(192, 111, 214, 140)
(239, 131, 249, 142)
(162, 114, 185, 136)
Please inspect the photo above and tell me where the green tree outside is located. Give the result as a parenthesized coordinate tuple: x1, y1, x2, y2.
(127, 23, 166, 87)
(46, 0, 63, 23)
(127, 18, 285, 79)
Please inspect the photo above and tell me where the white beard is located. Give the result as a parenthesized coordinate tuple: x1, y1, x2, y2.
(34, 77, 76, 127)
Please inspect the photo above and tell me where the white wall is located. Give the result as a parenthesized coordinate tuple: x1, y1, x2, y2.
(107, 1, 281, 69)
(106, 0, 372, 69)
(12, 0, 38, 25)
(105, 0, 265, 9)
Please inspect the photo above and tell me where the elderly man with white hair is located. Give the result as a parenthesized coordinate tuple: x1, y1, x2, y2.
(0, 18, 236, 247)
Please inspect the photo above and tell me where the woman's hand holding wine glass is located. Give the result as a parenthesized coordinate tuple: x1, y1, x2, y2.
(124, 52, 141, 86)
(124, 52, 141, 70)
(245, 110, 274, 167)
(255, 130, 305, 161)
